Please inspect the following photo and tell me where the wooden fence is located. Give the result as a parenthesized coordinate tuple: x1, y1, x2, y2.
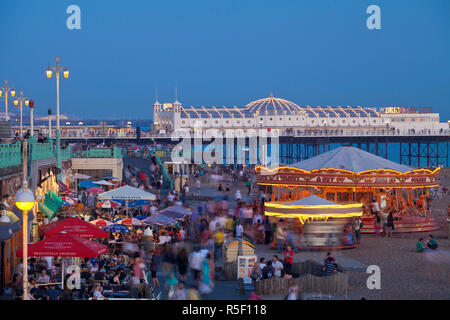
(251, 260, 349, 296)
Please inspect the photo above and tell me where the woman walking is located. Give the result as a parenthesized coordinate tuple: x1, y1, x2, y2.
(199, 253, 213, 298)
(386, 212, 395, 237)
(176, 248, 189, 282)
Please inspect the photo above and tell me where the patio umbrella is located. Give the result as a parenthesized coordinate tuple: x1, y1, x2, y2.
(44, 217, 109, 238)
(118, 218, 142, 226)
(73, 173, 91, 180)
(142, 214, 177, 226)
(17, 233, 108, 258)
(159, 210, 186, 220)
(93, 180, 115, 186)
(3, 211, 19, 224)
(58, 180, 74, 194)
(79, 180, 99, 188)
(98, 185, 156, 216)
(135, 216, 148, 220)
(90, 219, 112, 228)
(97, 185, 156, 201)
(97, 200, 121, 209)
(158, 205, 191, 220)
(103, 176, 118, 180)
(103, 224, 130, 233)
(87, 187, 105, 195)
(128, 200, 151, 208)
(60, 196, 77, 206)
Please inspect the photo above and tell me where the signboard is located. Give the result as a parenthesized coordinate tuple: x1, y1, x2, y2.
(257, 170, 439, 188)
(381, 107, 433, 114)
(237, 255, 257, 284)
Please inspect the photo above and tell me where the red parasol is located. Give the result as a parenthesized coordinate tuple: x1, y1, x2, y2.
(87, 187, 104, 195)
(44, 217, 109, 238)
(118, 218, 142, 226)
(96, 200, 121, 209)
(17, 233, 108, 258)
(90, 219, 112, 228)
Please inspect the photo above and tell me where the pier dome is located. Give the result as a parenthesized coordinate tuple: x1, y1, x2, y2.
(246, 93, 305, 115)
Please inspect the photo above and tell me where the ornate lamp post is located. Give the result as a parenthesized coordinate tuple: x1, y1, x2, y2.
(28, 100, 35, 137)
(0, 80, 16, 121)
(15, 140, 36, 300)
(48, 108, 52, 138)
(46, 56, 69, 179)
(13, 91, 30, 137)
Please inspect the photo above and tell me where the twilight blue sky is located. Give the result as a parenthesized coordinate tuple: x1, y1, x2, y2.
(0, 0, 449, 120)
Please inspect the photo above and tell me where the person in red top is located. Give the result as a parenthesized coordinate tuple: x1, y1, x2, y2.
(283, 245, 294, 275)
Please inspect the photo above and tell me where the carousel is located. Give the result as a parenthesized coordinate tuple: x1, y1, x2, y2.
(256, 146, 440, 234)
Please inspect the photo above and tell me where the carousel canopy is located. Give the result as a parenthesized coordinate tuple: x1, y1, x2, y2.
(290, 146, 413, 173)
(264, 195, 362, 223)
(284, 195, 337, 206)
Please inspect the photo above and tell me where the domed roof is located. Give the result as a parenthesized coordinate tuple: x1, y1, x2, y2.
(246, 93, 305, 115)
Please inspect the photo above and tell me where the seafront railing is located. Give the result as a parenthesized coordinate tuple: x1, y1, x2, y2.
(0, 142, 22, 169)
(0, 141, 123, 170)
(51, 129, 450, 139)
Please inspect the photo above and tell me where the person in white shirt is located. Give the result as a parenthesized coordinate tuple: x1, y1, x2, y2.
(44, 256, 53, 272)
(189, 251, 204, 283)
(236, 222, 243, 239)
(167, 193, 175, 202)
(259, 257, 266, 279)
(235, 190, 242, 201)
(92, 284, 106, 300)
(159, 234, 167, 245)
(37, 270, 50, 284)
(243, 206, 253, 226)
(195, 179, 201, 196)
(150, 204, 158, 215)
(272, 255, 284, 277)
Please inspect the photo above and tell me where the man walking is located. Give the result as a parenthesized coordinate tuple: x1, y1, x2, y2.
(353, 217, 363, 244)
(276, 223, 285, 253)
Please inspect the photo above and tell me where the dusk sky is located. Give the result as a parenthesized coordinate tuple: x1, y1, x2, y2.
(0, 0, 449, 121)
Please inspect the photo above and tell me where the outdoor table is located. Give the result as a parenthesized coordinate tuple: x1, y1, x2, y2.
(113, 291, 131, 298)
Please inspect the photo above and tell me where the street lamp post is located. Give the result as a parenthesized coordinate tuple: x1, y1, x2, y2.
(0, 80, 16, 121)
(15, 140, 36, 300)
(48, 109, 52, 138)
(46, 56, 69, 179)
(13, 91, 30, 137)
(29, 100, 35, 137)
